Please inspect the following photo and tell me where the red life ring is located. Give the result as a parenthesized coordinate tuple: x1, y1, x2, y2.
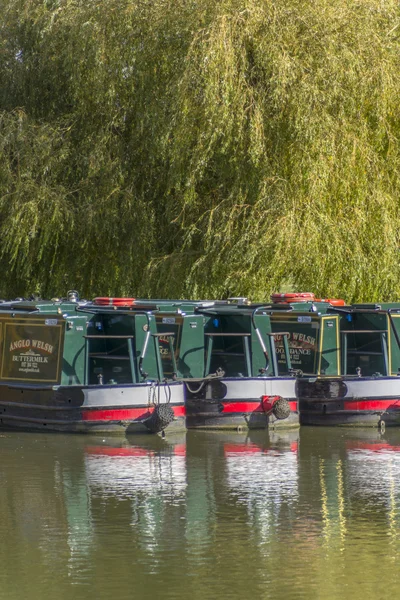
(93, 297, 136, 307)
(271, 292, 315, 303)
(314, 298, 346, 306)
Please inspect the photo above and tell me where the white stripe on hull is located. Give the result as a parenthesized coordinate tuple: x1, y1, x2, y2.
(216, 377, 297, 400)
(343, 378, 400, 399)
(81, 382, 185, 408)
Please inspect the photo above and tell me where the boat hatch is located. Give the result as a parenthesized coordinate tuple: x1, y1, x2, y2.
(85, 335, 137, 385)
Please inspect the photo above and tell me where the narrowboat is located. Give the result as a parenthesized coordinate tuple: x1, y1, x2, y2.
(268, 293, 400, 427)
(0, 294, 185, 434)
(142, 298, 299, 430)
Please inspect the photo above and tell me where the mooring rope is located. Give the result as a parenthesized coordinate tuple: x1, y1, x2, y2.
(183, 369, 225, 394)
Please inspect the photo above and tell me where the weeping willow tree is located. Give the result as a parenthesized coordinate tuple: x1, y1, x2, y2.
(155, 0, 400, 300)
(0, 0, 399, 301)
(0, 0, 203, 297)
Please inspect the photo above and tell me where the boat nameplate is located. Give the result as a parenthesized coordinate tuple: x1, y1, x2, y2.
(1, 320, 64, 383)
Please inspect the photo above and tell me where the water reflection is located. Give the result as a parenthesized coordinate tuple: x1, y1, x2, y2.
(222, 430, 299, 547)
(85, 435, 187, 573)
(1, 428, 400, 599)
(345, 430, 400, 561)
(85, 436, 187, 500)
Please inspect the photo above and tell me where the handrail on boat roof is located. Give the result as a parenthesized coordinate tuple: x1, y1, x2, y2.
(340, 329, 388, 334)
(265, 331, 290, 337)
(0, 303, 40, 313)
(328, 306, 400, 315)
(84, 335, 135, 339)
(205, 332, 251, 337)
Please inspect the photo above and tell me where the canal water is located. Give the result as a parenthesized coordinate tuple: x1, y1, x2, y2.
(0, 427, 399, 600)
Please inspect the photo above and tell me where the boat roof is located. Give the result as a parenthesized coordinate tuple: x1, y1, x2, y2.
(2, 295, 400, 318)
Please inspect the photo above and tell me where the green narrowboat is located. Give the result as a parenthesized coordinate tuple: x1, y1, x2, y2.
(135, 298, 300, 430)
(268, 293, 400, 426)
(0, 294, 185, 434)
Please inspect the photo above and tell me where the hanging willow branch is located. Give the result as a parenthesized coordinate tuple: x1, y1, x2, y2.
(150, 0, 400, 301)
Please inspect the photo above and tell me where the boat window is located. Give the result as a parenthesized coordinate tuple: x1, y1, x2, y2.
(342, 330, 388, 376)
(155, 316, 183, 378)
(273, 327, 318, 375)
(87, 335, 136, 384)
(205, 333, 251, 377)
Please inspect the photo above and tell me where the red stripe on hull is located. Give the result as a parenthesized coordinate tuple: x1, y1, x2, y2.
(86, 446, 154, 457)
(224, 443, 263, 454)
(221, 401, 298, 414)
(82, 405, 185, 422)
(346, 441, 400, 452)
(174, 445, 186, 456)
(343, 400, 400, 411)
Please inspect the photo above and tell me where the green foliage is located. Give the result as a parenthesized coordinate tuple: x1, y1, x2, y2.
(0, 0, 399, 301)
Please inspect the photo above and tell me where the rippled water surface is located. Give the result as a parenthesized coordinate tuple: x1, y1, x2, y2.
(1, 427, 400, 600)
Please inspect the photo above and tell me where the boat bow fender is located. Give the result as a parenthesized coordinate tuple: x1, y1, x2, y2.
(261, 395, 291, 420)
(143, 404, 175, 433)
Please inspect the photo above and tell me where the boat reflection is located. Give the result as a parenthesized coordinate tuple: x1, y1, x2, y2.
(222, 430, 299, 504)
(344, 429, 400, 528)
(84, 434, 187, 501)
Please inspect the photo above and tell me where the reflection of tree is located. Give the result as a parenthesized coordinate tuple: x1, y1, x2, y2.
(0, 434, 89, 595)
(288, 428, 400, 599)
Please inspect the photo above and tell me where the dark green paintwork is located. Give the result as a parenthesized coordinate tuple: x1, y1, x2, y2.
(3, 295, 400, 386)
(0, 300, 184, 386)
(151, 303, 292, 379)
(267, 305, 340, 376)
(266, 300, 400, 378)
(61, 315, 86, 385)
(319, 316, 340, 375)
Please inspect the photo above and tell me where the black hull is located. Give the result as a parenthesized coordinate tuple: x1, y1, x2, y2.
(299, 404, 400, 427)
(185, 398, 299, 430)
(185, 410, 299, 430)
(0, 383, 186, 434)
(298, 377, 400, 427)
(0, 414, 186, 434)
(184, 376, 299, 430)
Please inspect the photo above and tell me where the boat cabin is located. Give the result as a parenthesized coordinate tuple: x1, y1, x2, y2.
(267, 302, 341, 376)
(198, 304, 292, 377)
(266, 300, 400, 378)
(135, 300, 294, 379)
(335, 303, 400, 377)
(0, 298, 183, 387)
